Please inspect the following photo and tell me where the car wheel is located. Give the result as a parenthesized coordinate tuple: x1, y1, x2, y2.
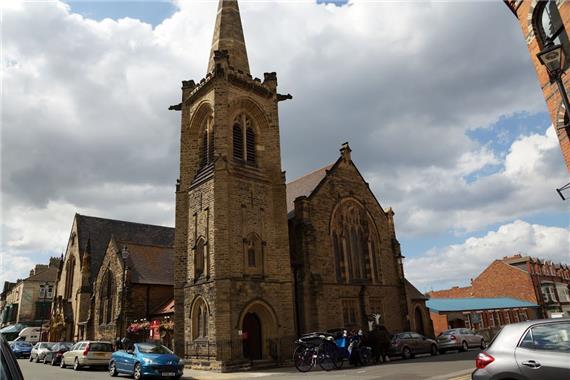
(133, 363, 142, 380)
(402, 346, 412, 360)
(73, 357, 81, 371)
(109, 361, 118, 377)
(430, 344, 438, 356)
(461, 341, 468, 352)
(480, 339, 486, 349)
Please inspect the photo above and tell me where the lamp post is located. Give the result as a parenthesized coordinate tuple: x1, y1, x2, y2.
(536, 44, 570, 201)
(121, 246, 130, 339)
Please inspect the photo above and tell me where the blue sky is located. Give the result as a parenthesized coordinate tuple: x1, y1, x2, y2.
(3, 0, 569, 291)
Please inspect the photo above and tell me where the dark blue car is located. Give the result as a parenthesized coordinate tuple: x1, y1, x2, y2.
(109, 342, 183, 380)
(9, 341, 33, 359)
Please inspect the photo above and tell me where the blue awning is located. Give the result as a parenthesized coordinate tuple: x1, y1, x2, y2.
(427, 297, 538, 312)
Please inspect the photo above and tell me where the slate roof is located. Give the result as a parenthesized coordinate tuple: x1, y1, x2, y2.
(116, 241, 174, 286)
(427, 297, 539, 312)
(405, 279, 428, 300)
(75, 214, 174, 283)
(286, 163, 333, 215)
(26, 266, 59, 283)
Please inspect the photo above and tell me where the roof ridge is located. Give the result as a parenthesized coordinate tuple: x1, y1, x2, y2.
(287, 163, 334, 185)
(116, 241, 174, 249)
(78, 214, 173, 230)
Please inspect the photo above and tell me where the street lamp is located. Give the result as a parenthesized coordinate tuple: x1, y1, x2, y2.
(121, 246, 130, 340)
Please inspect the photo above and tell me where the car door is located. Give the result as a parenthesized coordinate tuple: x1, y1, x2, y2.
(409, 333, 425, 353)
(515, 321, 570, 380)
(461, 329, 474, 346)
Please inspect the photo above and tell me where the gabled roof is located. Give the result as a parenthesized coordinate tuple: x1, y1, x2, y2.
(25, 266, 58, 283)
(117, 241, 174, 286)
(405, 279, 428, 300)
(427, 297, 538, 312)
(75, 214, 174, 283)
(286, 163, 333, 215)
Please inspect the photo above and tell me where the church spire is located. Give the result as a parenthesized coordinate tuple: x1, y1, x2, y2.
(207, 0, 250, 75)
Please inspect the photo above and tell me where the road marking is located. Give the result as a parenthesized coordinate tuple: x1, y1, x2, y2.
(448, 376, 471, 380)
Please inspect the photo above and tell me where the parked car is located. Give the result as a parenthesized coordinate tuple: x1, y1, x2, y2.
(9, 341, 33, 359)
(388, 332, 439, 359)
(436, 328, 485, 353)
(109, 342, 184, 380)
(30, 342, 55, 363)
(61, 341, 114, 370)
(0, 334, 24, 380)
(43, 342, 73, 366)
(472, 318, 570, 380)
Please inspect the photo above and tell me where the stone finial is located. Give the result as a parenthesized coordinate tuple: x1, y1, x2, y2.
(340, 142, 352, 162)
(207, 0, 250, 75)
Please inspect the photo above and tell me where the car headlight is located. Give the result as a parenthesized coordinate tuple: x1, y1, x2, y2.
(142, 358, 154, 365)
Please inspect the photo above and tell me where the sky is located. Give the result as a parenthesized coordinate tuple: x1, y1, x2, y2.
(1, 0, 569, 292)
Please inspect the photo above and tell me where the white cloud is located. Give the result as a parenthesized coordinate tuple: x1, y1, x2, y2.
(405, 220, 570, 292)
(0, 0, 567, 285)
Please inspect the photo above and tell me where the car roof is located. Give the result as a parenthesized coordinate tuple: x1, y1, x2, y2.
(489, 318, 570, 352)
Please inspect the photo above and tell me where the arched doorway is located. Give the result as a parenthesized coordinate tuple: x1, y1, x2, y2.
(242, 312, 262, 360)
(414, 306, 425, 336)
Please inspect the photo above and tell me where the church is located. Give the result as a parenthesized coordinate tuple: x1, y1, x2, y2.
(172, 0, 432, 370)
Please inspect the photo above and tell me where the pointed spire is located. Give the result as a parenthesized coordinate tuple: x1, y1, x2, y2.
(208, 0, 250, 75)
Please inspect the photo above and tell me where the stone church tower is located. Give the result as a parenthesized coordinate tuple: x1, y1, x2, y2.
(172, 0, 295, 369)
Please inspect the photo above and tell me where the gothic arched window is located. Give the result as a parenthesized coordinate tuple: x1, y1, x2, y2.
(195, 238, 206, 279)
(245, 233, 263, 274)
(199, 116, 214, 170)
(100, 270, 114, 324)
(64, 256, 75, 299)
(330, 199, 380, 284)
(192, 297, 209, 340)
(233, 113, 257, 165)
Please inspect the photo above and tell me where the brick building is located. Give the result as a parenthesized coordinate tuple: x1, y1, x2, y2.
(50, 214, 174, 342)
(428, 254, 570, 319)
(172, 0, 430, 370)
(504, 1, 570, 195)
(0, 259, 60, 333)
(427, 297, 539, 338)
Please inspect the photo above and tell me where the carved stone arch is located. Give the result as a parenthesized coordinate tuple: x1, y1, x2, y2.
(187, 101, 214, 133)
(529, 0, 568, 48)
(244, 232, 264, 275)
(189, 296, 210, 340)
(237, 298, 279, 361)
(228, 97, 269, 136)
(236, 298, 279, 331)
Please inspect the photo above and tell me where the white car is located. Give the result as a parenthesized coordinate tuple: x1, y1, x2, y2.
(60, 341, 113, 370)
(29, 342, 55, 363)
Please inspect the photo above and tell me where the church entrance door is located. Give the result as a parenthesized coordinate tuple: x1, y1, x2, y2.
(415, 307, 425, 335)
(243, 312, 262, 360)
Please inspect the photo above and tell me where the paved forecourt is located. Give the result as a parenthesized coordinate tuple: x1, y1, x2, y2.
(18, 350, 478, 380)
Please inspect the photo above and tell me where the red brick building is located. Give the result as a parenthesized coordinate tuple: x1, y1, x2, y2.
(505, 1, 570, 196)
(429, 254, 570, 319)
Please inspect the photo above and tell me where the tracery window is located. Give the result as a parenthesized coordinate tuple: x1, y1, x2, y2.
(199, 116, 215, 170)
(330, 199, 381, 284)
(192, 297, 209, 340)
(99, 270, 115, 324)
(233, 113, 257, 165)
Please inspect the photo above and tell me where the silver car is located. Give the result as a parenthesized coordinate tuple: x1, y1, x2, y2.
(437, 328, 486, 353)
(60, 341, 113, 370)
(29, 342, 55, 363)
(472, 318, 570, 380)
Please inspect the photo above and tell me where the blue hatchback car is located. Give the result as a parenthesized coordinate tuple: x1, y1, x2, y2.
(9, 341, 33, 359)
(109, 342, 183, 380)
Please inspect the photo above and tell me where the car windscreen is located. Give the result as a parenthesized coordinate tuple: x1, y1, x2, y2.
(137, 343, 173, 354)
(441, 330, 459, 335)
(89, 343, 113, 352)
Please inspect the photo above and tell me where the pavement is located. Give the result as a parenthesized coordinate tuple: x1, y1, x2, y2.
(17, 350, 477, 380)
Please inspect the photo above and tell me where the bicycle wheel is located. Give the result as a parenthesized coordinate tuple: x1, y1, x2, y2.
(294, 345, 315, 373)
(318, 341, 336, 371)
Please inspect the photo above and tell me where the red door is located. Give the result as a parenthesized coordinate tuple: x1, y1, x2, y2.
(243, 312, 262, 360)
